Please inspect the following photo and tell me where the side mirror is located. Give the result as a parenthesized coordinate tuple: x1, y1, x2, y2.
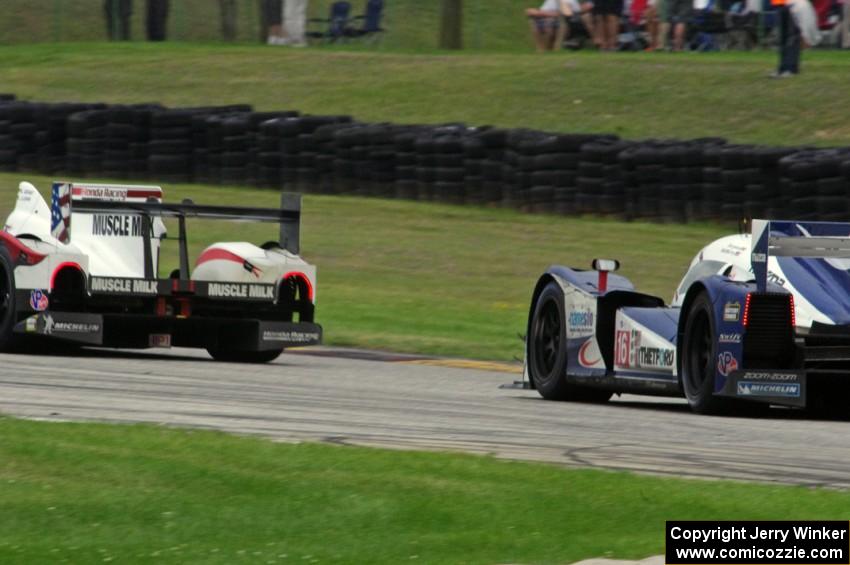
(591, 258, 620, 272)
(591, 258, 619, 293)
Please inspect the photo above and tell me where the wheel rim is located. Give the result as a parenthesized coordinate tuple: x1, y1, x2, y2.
(686, 310, 712, 393)
(533, 298, 562, 377)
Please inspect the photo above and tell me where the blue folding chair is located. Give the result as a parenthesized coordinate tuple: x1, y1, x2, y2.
(307, 1, 353, 43)
(349, 0, 386, 42)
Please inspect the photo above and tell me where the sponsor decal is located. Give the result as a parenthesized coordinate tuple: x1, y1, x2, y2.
(568, 309, 594, 330)
(41, 313, 100, 335)
(72, 185, 159, 201)
(737, 381, 801, 398)
(263, 330, 321, 343)
(25, 317, 37, 333)
(738, 371, 799, 381)
(29, 289, 49, 311)
(637, 346, 675, 369)
(614, 328, 674, 370)
(723, 301, 741, 322)
(752, 252, 767, 263)
(91, 277, 158, 295)
(615, 330, 630, 367)
(149, 334, 172, 348)
(578, 339, 604, 369)
(91, 214, 142, 237)
(720, 243, 747, 257)
(717, 351, 739, 377)
(207, 283, 275, 299)
(718, 333, 742, 344)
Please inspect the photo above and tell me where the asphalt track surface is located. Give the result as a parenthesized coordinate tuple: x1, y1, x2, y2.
(1, 346, 849, 489)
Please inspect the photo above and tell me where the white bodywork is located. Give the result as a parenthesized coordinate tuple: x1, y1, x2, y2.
(672, 233, 830, 330)
(3, 182, 317, 300)
(192, 242, 316, 299)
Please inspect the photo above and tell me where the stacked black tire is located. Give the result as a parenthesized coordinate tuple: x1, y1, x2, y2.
(8, 93, 850, 225)
(0, 99, 21, 172)
(393, 126, 425, 200)
(779, 149, 850, 221)
(66, 108, 111, 177)
(148, 110, 196, 184)
(466, 128, 509, 208)
(577, 138, 633, 217)
(254, 112, 300, 189)
(503, 129, 544, 210)
(0, 102, 42, 172)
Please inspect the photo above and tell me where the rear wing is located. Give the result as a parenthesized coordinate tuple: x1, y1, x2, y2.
(51, 181, 302, 280)
(751, 219, 850, 292)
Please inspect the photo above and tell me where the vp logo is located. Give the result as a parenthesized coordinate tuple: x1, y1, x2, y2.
(717, 351, 738, 377)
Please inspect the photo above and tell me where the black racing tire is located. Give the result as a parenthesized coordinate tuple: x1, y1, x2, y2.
(528, 282, 612, 402)
(206, 347, 284, 364)
(680, 292, 731, 414)
(0, 246, 19, 352)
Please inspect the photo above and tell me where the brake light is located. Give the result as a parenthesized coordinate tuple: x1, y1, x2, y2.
(742, 293, 752, 327)
(788, 294, 795, 328)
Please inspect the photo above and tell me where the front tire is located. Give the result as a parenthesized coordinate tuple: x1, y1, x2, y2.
(528, 282, 611, 402)
(681, 292, 730, 414)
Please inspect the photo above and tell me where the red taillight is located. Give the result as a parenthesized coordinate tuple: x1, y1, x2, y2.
(742, 293, 752, 327)
(788, 294, 795, 328)
(282, 272, 314, 301)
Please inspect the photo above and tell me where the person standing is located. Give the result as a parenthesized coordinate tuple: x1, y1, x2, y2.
(104, 0, 133, 40)
(263, 0, 286, 44)
(284, 0, 309, 46)
(526, 0, 567, 51)
(146, 0, 169, 41)
(593, 0, 623, 50)
(772, 0, 820, 76)
(667, 0, 691, 50)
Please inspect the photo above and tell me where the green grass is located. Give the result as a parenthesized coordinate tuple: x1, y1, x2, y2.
(3, 42, 850, 145)
(1, 172, 729, 360)
(0, 0, 531, 51)
(1, 416, 848, 564)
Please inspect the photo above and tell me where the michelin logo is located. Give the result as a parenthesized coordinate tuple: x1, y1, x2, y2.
(737, 381, 800, 398)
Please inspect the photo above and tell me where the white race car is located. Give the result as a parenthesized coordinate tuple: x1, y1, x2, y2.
(0, 181, 321, 362)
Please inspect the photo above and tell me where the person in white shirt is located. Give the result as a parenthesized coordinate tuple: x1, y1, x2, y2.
(526, 0, 594, 51)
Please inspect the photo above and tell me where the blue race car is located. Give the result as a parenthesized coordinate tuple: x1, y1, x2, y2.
(524, 220, 850, 414)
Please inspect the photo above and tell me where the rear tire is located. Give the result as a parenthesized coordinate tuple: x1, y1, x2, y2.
(681, 292, 731, 414)
(0, 247, 19, 352)
(206, 347, 284, 364)
(528, 282, 612, 402)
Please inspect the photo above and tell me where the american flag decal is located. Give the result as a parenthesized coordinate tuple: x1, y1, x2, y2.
(51, 182, 71, 244)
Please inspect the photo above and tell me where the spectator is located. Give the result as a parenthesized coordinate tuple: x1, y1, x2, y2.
(104, 0, 133, 41)
(526, 0, 567, 52)
(146, 0, 169, 41)
(563, 0, 596, 46)
(644, 0, 661, 50)
(667, 0, 690, 50)
(284, 0, 309, 47)
(593, 0, 623, 50)
(772, 0, 820, 76)
(220, 0, 238, 41)
(263, 0, 287, 44)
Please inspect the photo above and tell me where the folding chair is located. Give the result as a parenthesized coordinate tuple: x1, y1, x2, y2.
(306, 1, 353, 43)
(348, 0, 387, 42)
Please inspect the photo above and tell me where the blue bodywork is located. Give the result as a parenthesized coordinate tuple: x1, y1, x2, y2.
(527, 220, 820, 408)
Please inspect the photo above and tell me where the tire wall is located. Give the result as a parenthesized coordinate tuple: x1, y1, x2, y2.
(1, 94, 848, 223)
